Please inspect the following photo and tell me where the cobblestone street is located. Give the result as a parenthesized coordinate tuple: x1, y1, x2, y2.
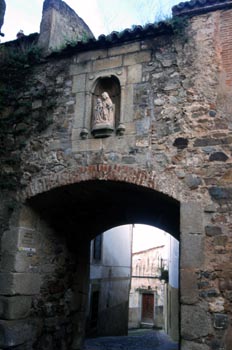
(84, 329, 179, 350)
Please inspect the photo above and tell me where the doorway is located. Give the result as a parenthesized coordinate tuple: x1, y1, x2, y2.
(142, 293, 154, 324)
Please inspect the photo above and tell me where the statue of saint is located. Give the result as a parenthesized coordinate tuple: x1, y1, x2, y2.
(94, 98, 104, 123)
(93, 92, 114, 126)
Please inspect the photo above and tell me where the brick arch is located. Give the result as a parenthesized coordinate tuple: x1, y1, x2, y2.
(23, 164, 177, 201)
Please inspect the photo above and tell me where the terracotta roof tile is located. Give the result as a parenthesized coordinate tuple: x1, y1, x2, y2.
(172, 0, 232, 16)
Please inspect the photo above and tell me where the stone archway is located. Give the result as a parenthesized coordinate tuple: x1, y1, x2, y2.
(0, 166, 183, 349)
(0, 165, 208, 349)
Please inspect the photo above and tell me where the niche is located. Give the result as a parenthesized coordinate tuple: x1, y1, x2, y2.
(91, 76, 121, 138)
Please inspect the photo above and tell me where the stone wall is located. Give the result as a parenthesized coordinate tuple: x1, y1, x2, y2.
(0, 2, 232, 349)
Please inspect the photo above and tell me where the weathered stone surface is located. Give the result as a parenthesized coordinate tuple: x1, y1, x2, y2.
(181, 305, 213, 340)
(38, 0, 94, 54)
(194, 137, 232, 147)
(209, 152, 228, 162)
(184, 175, 202, 190)
(124, 51, 151, 65)
(205, 226, 222, 236)
(181, 234, 204, 268)
(0, 273, 41, 295)
(180, 269, 198, 304)
(209, 187, 232, 202)
(0, 1, 232, 349)
(0, 318, 39, 348)
(209, 297, 224, 312)
(1, 229, 20, 254)
(173, 137, 189, 149)
(0, 296, 32, 319)
(213, 313, 228, 329)
(181, 341, 210, 350)
(93, 56, 123, 71)
(181, 202, 204, 235)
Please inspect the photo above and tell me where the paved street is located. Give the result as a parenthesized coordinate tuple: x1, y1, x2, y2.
(84, 329, 179, 350)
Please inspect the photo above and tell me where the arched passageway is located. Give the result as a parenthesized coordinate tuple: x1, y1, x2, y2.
(21, 180, 180, 349)
(28, 180, 180, 242)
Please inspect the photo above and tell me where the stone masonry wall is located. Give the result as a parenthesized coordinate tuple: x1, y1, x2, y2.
(0, 4, 231, 350)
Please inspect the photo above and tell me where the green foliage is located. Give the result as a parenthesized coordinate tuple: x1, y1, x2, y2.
(159, 269, 169, 283)
(0, 43, 55, 191)
(165, 15, 189, 36)
(79, 30, 91, 43)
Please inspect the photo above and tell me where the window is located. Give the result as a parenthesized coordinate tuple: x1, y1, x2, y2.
(93, 234, 102, 261)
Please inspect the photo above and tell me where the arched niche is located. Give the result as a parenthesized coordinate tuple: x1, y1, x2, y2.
(91, 76, 121, 138)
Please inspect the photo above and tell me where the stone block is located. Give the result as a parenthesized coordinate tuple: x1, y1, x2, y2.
(108, 42, 140, 56)
(0, 251, 35, 273)
(1, 229, 20, 254)
(0, 252, 15, 272)
(225, 324, 232, 349)
(124, 122, 136, 135)
(184, 174, 202, 189)
(73, 49, 108, 63)
(123, 84, 134, 123)
(181, 202, 204, 235)
(0, 318, 38, 348)
(127, 64, 142, 84)
(93, 56, 122, 71)
(181, 234, 204, 268)
(102, 135, 134, 153)
(0, 296, 32, 319)
(72, 73, 86, 93)
(73, 92, 85, 129)
(214, 313, 228, 329)
(209, 152, 228, 162)
(19, 206, 37, 229)
(1, 250, 38, 273)
(173, 137, 189, 149)
(0, 273, 41, 295)
(209, 297, 225, 312)
(70, 61, 92, 75)
(124, 51, 151, 66)
(181, 305, 213, 340)
(85, 67, 127, 90)
(180, 269, 198, 304)
(205, 226, 222, 236)
(209, 187, 232, 202)
(72, 138, 102, 152)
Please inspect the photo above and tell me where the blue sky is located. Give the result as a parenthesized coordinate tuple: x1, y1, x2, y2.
(1, 0, 181, 43)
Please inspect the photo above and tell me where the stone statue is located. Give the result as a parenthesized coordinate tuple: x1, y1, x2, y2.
(93, 92, 114, 126)
(94, 98, 104, 123)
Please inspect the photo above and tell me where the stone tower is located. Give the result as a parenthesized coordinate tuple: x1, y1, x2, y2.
(38, 0, 94, 54)
(0, 0, 6, 35)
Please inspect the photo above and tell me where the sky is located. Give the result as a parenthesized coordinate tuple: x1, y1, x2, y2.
(1, 0, 181, 43)
(132, 225, 169, 253)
